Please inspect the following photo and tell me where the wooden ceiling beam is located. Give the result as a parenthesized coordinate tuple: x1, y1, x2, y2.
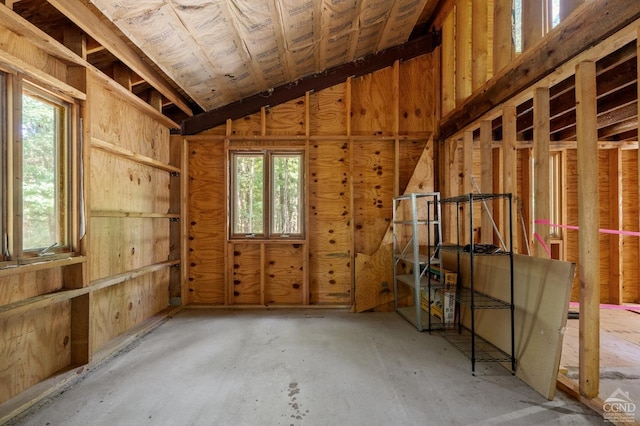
(45, 0, 193, 117)
(181, 31, 441, 135)
(439, 0, 640, 140)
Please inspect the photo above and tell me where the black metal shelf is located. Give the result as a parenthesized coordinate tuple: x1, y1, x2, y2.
(438, 192, 515, 375)
(440, 327, 513, 364)
(456, 288, 510, 309)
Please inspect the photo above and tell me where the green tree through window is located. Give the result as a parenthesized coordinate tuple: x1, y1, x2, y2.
(231, 150, 303, 238)
(22, 90, 67, 250)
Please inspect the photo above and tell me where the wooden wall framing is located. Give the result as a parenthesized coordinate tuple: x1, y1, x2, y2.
(185, 55, 437, 309)
(435, 0, 640, 407)
(0, 12, 180, 414)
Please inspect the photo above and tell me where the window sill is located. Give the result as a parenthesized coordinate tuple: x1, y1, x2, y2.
(0, 254, 85, 278)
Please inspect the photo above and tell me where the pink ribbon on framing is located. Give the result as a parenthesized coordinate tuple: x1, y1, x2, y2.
(533, 219, 640, 257)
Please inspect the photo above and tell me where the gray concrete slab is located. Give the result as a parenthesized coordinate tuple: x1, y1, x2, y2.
(7, 309, 603, 426)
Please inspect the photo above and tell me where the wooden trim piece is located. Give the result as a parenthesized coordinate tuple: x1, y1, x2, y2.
(0, 255, 85, 279)
(45, 0, 193, 117)
(575, 60, 600, 399)
(440, 0, 640, 139)
(90, 137, 180, 173)
(90, 211, 180, 219)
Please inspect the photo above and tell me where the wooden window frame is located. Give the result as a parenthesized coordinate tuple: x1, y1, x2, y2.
(0, 72, 80, 267)
(230, 149, 305, 240)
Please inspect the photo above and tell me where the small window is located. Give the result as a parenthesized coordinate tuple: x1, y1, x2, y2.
(231, 150, 304, 239)
(20, 85, 70, 256)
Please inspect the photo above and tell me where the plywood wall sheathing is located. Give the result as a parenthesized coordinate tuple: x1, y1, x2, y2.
(352, 140, 395, 256)
(309, 84, 347, 135)
(265, 244, 305, 305)
(230, 243, 262, 305)
(351, 69, 395, 136)
(266, 99, 306, 136)
(90, 269, 169, 351)
(0, 302, 71, 402)
(399, 56, 436, 134)
(187, 140, 226, 304)
(309, 141, 352, 305)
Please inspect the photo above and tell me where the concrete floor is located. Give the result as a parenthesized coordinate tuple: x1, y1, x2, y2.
(7, 309, 602, 426)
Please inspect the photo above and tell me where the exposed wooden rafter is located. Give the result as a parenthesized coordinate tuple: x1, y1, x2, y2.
(181, 31, 441, 135)
(44, 0, 193, 117)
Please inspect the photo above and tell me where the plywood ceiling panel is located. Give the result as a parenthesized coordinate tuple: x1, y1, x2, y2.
(88, 0, 430, 111)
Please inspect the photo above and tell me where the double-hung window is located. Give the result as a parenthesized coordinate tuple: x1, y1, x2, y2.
(1, 75, 74, 265)
(231, 150, 304, 239)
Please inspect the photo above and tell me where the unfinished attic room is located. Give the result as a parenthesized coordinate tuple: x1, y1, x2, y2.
(2, 0, 640, 424)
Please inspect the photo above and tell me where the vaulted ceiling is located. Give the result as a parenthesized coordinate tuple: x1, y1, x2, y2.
(8, 0, 640, 142)
(10, 0, 442, 127)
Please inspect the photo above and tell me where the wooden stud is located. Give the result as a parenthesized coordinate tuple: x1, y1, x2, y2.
(303, 92, 310, 305)
(455, 0, 472, 104)
(46, 0, 193, 116)
(522, 0, 547, 52)
(575, 60, 600, 399)
(62, 27, 87, 59)
(480, 120, 494, 244)
(493, 0, 514, 73)
(462, 131, 474, 243)
(441, 10, 456, 115)
(70, 294, 90, 365)
(393, 60, 400, 198)
(502, 103, 518, 252)
(347, 77, 355, 308)
(444, 138, 460, 242)
(148, 91, 163, 113)
(112, 62, 132, 92)
(180, 134, 189, 305)
(609, 148, 623, 304)
(533, 87, 551, 258)
(472, 0, 488, 90)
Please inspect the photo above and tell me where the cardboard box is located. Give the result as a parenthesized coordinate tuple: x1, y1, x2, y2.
(421, 286, 456, 326)
(427, 266, 457, 291)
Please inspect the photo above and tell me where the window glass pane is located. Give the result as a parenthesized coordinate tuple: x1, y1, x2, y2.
(234, 154, 264, 234)
(22, 91, 66, 250)
(272, 154, 302, 235)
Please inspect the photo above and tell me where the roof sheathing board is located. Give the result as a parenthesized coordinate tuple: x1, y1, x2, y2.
(89, 0, 429, 112)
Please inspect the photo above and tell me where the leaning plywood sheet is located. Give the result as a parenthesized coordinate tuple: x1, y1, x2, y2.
(444, 253, 575, 399)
